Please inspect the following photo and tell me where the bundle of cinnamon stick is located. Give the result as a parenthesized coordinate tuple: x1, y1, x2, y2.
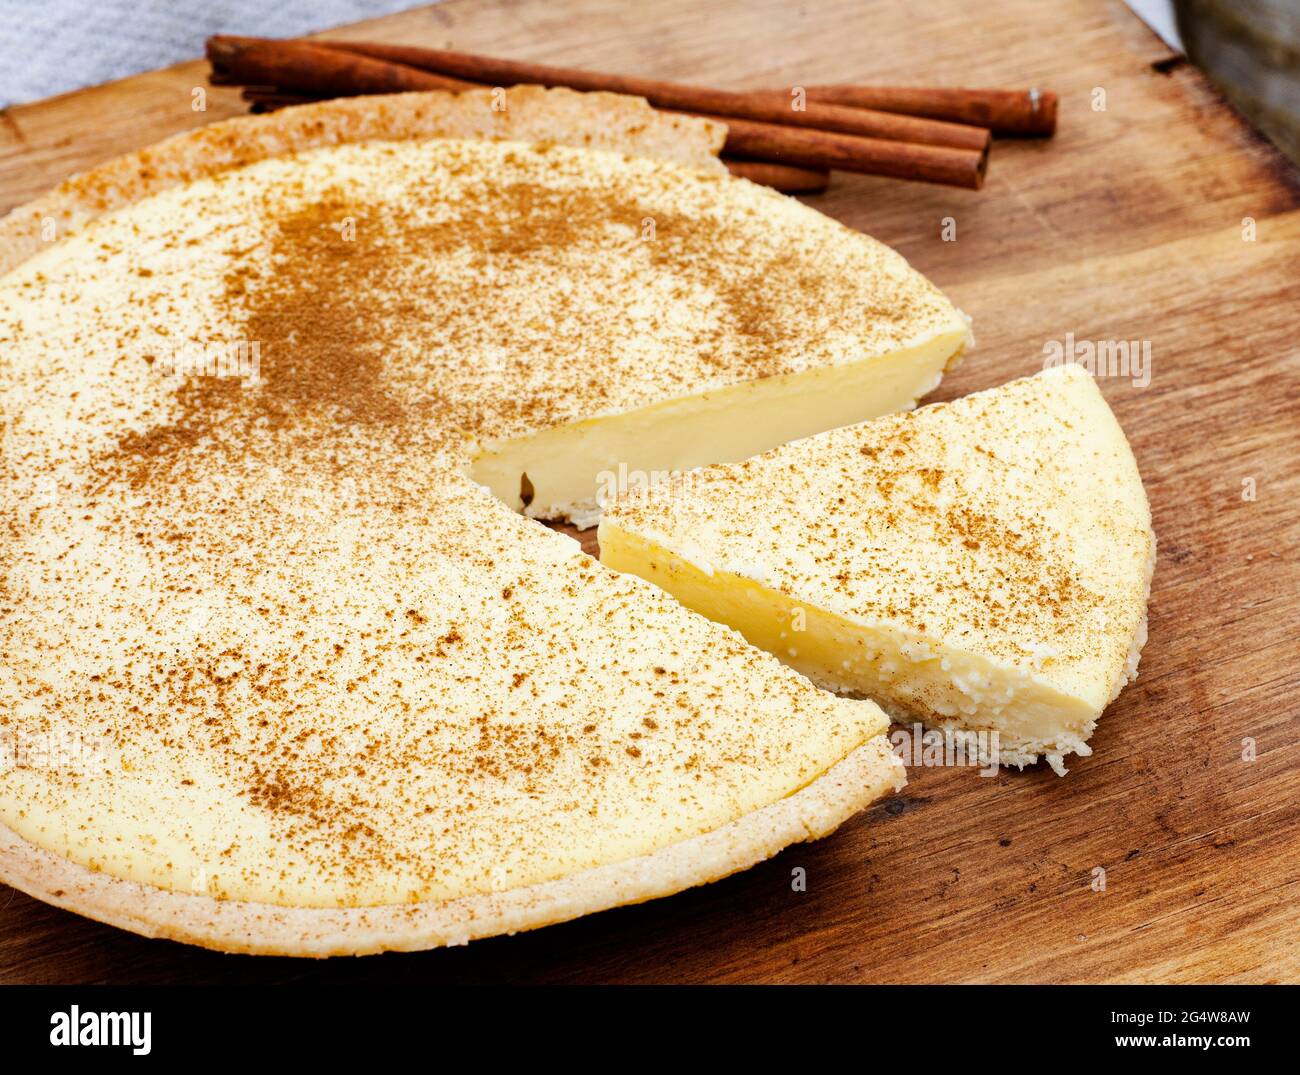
(206, 35, 1057, 193)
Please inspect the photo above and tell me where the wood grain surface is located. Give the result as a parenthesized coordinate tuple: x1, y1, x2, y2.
(1, 0, 1298, 984)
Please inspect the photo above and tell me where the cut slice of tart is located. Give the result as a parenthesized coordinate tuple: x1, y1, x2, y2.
(600, 365, 1156, 775)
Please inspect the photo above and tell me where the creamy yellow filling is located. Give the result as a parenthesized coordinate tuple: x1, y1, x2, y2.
(468, 329, 967, 525)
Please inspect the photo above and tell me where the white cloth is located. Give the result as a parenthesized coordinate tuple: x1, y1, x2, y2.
(0, 0, 420, 107)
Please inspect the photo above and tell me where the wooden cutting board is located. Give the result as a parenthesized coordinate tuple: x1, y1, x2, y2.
(1, 0, 1297, 984)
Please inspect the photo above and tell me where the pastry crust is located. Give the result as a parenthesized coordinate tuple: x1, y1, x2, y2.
(0, 737, 902, 957)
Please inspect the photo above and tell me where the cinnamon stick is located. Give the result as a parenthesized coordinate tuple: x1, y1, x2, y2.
(208, 36, 986, 188)
(705, 115, 985, 189)
(207, 37, 474, 96)
(314, 38, 990, 153)
(722, 159, 830, 194)
(800, 85, 1057, 137)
